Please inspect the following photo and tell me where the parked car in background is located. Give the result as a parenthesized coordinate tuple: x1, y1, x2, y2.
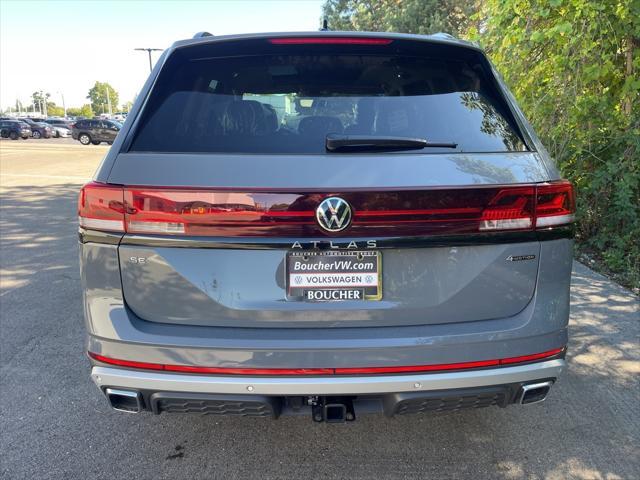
(71, 119, 121, 145)
(45, 118, 73, 128)
(0, 119, 31, 140)
(43, 119, 73, 137)
(51, 125, 72, 137)
(112, 112, 128, 122)
(19, 118, 52, 139)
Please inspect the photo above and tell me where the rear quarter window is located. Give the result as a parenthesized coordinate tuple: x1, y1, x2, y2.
(129, 38, 527, 154)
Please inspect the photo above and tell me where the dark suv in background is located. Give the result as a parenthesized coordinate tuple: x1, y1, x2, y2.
(0, 120, 31, 140)
(72, 119, 122, 145)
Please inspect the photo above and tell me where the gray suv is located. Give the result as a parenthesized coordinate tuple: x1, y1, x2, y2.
(79, 32, 574, 421)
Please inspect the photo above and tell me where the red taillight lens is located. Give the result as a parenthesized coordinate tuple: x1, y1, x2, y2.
(78, 182, 125, 232)
(478, 186, 535, 231)
(121, 188, 303, 235)
(535, 180, 575, 228)
(79, 182, 574, 236)
(268, 37, 393, 45)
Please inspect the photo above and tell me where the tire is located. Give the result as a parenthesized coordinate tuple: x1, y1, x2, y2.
(32, 130, 42, 139)
(55, 131, 60, 138)
(79, 133, 91, 145)
(91, 141, 101, 145)
(0, 129, 7, 138)
(9, 131, 18, 140)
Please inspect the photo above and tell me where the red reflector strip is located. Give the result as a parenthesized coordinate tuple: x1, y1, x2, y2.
(87, 353, 333, 375)
(334, 359, 500, 375)
(269, 37, 393, 45)
(88, 348, 563, 376)
(498, 348, 565, 365)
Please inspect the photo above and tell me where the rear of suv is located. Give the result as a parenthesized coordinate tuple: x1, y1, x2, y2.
(79, 32, 574, 420)
(0, 120, 31, 140)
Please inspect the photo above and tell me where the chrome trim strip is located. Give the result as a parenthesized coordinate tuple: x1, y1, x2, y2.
(92, 359, 565, 396)
(119, 231, 543, 250)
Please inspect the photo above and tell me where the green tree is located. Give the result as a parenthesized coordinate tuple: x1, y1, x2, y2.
(121, 100, 134, 113)
(474, 0, 639, 287)
(31, 91, 50, 105)
(87, 81, 119, 114)
(30, 91, 51, 114)
(66, 104, 94, 118)
(322, 0, 479, 36)
(45, 103, 65, 117)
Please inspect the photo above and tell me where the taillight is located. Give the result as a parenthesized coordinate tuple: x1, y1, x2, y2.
(78, 182, 125, 231)
(78, 181, 574, 236)
(535, 180, 575, 228)
(478, 186, 534, 231)
(268, 37, 393, 45)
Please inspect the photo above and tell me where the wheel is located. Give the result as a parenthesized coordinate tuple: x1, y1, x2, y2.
(9, 131, 18, 140)
(0, 129, 7, 138)
(55, 131, 60, 138)
(91, 140, 101, 145)
(32, 130, 42, 139)
(79, 133, 91, 145)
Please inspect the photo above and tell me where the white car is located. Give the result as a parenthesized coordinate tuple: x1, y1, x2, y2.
(51, 125, 72, 138)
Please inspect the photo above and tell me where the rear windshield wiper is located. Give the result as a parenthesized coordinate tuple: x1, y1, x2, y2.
(325, 134, 458, 152)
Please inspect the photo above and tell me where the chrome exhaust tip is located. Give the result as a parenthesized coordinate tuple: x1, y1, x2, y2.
(519, 381, 554, 405)
(105, 388, 142, 413)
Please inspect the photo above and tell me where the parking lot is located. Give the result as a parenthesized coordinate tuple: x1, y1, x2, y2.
(0, 141, 638, 479)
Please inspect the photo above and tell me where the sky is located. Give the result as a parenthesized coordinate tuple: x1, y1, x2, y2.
(0, 0, 325, 111)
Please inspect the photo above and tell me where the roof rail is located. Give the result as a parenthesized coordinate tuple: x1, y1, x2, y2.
(193, 31, 213, 39)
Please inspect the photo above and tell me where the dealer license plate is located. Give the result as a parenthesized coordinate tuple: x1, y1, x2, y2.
(286, 250, 381, 301)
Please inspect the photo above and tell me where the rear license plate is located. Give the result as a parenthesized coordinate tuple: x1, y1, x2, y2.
(286, 251, 381, 301)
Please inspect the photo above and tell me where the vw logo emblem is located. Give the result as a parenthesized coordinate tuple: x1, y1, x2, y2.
(316, 197, 352, 233)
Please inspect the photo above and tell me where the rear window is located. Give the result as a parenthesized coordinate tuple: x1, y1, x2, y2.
(130, 39, 527, 154)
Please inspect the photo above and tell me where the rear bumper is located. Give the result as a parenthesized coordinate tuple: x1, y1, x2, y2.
(91, 358, 564, 397)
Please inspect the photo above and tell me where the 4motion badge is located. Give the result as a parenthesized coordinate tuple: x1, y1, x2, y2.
(506, 254, 536, 262)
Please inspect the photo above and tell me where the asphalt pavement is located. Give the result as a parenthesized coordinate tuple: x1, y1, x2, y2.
(1, 141, 638, 479)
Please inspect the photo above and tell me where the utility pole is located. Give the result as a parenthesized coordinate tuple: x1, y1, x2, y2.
(40, 90, 47, 117)
(105, 85, 112, 116)
(57, 91, 67, 117)
(134, 48, 163, 72)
